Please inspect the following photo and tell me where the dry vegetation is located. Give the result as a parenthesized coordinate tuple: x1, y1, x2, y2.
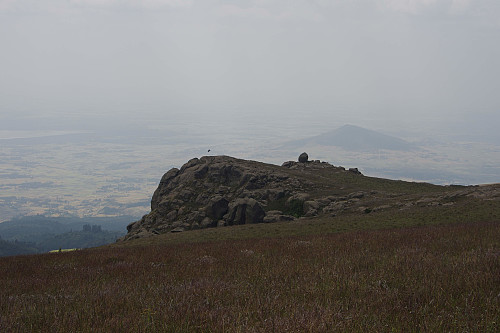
(1, 219, 498, 332)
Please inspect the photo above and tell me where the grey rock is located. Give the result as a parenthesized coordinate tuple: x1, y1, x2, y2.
(166, 210, 178, 222)
(349, 168, 362, 175)
(288, 193, 310, 202)
(201, 217, 216, 228)
(180, 158, 200, 171)
(226, 198, 265, 225)
(205, 196, 229, 220)
(348, 191, 365, 199)
(263, 214, 295, 223)
(194, 165, 208, 179)
(304, 200, 320, 211)
(304, 209, 318, 217)
(159, 168, 179, 185)
(298, 152, 309, 163)
(281, 161, 295, 168)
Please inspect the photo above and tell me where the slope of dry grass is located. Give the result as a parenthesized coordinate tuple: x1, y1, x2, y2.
(1, 220, 498, 332)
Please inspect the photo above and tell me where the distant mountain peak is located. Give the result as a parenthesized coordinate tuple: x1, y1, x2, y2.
(285, 124, 415, 152)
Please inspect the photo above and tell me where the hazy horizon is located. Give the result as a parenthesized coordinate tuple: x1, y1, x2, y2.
(1, 0, 499, 220)
(1, 0, 499, 138)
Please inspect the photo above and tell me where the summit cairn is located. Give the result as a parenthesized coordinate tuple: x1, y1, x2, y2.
(298, 152, 309, 163)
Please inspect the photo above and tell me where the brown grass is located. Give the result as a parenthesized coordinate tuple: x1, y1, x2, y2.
(1, 220, 499, 332)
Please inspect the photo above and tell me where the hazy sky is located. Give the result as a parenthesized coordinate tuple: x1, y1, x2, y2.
(1, 0, 499, 134)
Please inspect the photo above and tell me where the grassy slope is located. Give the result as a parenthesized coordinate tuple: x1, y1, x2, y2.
(1, 167, 499, 331)
(0, 220, 498, 332)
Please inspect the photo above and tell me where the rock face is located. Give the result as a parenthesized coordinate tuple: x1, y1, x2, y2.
(123, 156, 311, 240)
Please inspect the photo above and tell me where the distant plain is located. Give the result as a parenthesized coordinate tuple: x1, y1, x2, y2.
(1, 115, 499, 222)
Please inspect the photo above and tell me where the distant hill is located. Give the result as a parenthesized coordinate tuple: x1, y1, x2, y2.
(0, 215, 133, 243)
(285, 124, 416, 151)
(0, 237, 38, 257)
(0, 227, 124, 256)
(0, 215, 133, 256)
(35, 228, 124, 252)
(0, 216, 130, 256)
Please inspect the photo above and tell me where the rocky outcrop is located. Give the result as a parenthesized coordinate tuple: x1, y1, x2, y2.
(122, 154, 496, 241)
(123, 155, 368, 240)
(123, 156, 314, 240)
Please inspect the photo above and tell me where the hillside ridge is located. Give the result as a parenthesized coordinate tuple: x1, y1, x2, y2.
(121, 155, 500, 241)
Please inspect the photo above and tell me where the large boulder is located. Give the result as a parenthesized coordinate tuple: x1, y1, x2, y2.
(205, 196, 229, 220)
(298, 152, 309, 163)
